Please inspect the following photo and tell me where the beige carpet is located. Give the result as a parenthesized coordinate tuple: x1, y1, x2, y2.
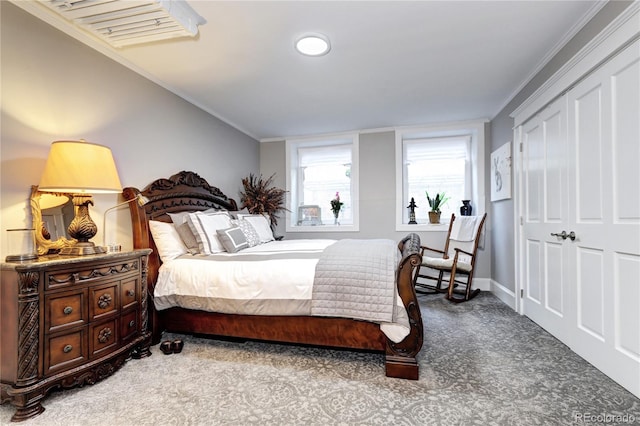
(1, 293, 639, 425)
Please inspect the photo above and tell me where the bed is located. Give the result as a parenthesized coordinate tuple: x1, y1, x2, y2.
(124, 171, 424, 379)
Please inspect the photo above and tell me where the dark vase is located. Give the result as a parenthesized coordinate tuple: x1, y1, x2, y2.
(460, 200, 472, 216)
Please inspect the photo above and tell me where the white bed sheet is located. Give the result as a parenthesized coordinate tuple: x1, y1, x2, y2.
(153, 239, 410, 342)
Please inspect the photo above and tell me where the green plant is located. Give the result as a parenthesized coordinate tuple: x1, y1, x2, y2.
(426, 191, 449, 212)
(240, 173, 288, 228)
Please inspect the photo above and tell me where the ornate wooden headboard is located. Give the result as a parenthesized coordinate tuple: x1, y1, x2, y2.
(123, 171, 238, 291)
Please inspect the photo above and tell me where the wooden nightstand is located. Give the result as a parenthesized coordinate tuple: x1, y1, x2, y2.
(0, 249, 152, 422)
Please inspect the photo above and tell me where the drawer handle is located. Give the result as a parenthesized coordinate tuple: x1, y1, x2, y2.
(129, 320, 135, 328)
(126, 289, 135, 297)
(63, 344, 73, 353)
(98, 327, 112, 344)
(97, 293, 112, 309)
(63, 306, 73, 315)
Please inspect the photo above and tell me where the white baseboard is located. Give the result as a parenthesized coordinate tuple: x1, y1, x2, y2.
(472, 277, 491, 291)
(489, 279, 517, 311)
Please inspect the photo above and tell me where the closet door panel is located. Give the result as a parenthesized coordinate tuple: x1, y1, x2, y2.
(573, 83, 605, 223)
(612, 57, 640, 223)
(615, 253, 640, 360)
(576, 247, 605, 340)
(544, 109, 565, 223)
(523, 121, 543, 223)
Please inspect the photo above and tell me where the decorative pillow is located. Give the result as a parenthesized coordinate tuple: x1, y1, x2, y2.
(186, 211, 232, 254)
(167, 211, 191, 225)
(167, 212, 200, 254)
(169, 209, 227, 225)
(148, 220, 188, 262)
(216, 227, 249, 253)
(232, 219, 261, 247)
(238, 214, 274, 244)
(227, 208, 250, 219)
(174, 221, 200, 254)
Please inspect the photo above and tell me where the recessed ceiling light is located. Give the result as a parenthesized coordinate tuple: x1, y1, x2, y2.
(295, 33, 331, 56)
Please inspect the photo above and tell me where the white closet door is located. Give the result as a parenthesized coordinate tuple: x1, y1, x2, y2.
(567, 40, 640, 397)
(521, 96, 573, 345)
(520, 39, 640, 398)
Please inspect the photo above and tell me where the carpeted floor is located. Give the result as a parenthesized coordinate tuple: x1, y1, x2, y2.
(1, 292, 638, 425)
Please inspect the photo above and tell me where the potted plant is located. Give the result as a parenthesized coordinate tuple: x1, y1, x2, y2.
(426, 191, 449, 224)
(240, 173, 288, 229)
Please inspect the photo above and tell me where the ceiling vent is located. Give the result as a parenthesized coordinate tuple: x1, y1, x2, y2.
(39, 0, 206, 48)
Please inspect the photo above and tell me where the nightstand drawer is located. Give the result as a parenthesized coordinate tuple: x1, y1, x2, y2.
(46, 328, 88, 374)
(90, 319, 118, 358)
(120, 278, 138, 311)
(90, 283, 119, 321)
(45, 258, 140, 291)
(46, 289, 88, 333)
(120, 310, 138, 342)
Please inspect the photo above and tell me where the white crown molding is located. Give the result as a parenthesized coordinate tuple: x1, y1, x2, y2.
(491, 1, 608, 120)
(510, 1, 640, 124)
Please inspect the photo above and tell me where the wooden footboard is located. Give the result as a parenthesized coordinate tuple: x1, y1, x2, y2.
(386, 233, 423, 379)
(124, 171, 423, 379)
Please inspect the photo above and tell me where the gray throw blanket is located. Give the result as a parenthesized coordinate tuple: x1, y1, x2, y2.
(311, 239, 399, 323)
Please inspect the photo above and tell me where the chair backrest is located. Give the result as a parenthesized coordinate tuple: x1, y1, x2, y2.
(446, 213, 487, 265)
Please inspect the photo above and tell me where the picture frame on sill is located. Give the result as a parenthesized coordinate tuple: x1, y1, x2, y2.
(297, 205, 322, 226)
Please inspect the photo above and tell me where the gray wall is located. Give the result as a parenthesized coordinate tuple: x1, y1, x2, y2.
(489, 0, 635, 292)
(260, 130, 491, 279)
(0, 3, 259, 257)
(260, 1, 635, 286)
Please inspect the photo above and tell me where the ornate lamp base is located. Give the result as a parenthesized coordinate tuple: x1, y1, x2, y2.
(60, 194, 105, 256)
(59, 242, 106, 256)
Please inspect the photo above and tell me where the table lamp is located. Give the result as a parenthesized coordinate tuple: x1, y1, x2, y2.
(38, 140, 122, 255)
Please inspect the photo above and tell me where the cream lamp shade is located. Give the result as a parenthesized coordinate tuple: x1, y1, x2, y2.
(39, 140, 122, 194)
(38, 140, 123, 255)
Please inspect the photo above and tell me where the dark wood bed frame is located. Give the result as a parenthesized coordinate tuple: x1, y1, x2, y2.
(124, 171, 424, 379)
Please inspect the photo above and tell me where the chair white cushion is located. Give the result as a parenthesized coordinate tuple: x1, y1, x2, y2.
(422, 256, 472, 273)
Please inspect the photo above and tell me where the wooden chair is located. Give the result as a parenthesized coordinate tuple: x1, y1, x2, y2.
(413, 213, 487, 303)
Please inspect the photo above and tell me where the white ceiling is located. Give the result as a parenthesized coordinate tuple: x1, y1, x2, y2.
(18, 1, 603, 140)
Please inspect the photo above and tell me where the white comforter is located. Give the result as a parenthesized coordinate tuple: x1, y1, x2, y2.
(154, 239, 410, 342)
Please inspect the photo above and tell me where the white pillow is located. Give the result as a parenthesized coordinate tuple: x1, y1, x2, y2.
(186, 212, 232, 254)
(148, 220, 188, 262)
(238, 214, 274, 244)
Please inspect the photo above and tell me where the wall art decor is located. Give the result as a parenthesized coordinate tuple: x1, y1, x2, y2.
(491, 142, 512, 201)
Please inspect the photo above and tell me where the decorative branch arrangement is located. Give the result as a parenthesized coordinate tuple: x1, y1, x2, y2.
(240, 173, 288, 228)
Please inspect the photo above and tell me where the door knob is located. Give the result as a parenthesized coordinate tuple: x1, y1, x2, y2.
(550, 231, 576, 241)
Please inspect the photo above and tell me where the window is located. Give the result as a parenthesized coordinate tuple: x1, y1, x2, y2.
(286, 134, 359, 232)
(403, 136, 471, 223)
(395, 122, 485, 231)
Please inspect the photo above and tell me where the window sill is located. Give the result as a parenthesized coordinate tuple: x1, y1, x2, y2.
(287, 224, 359, 233)
(396, 222, 450, 232)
